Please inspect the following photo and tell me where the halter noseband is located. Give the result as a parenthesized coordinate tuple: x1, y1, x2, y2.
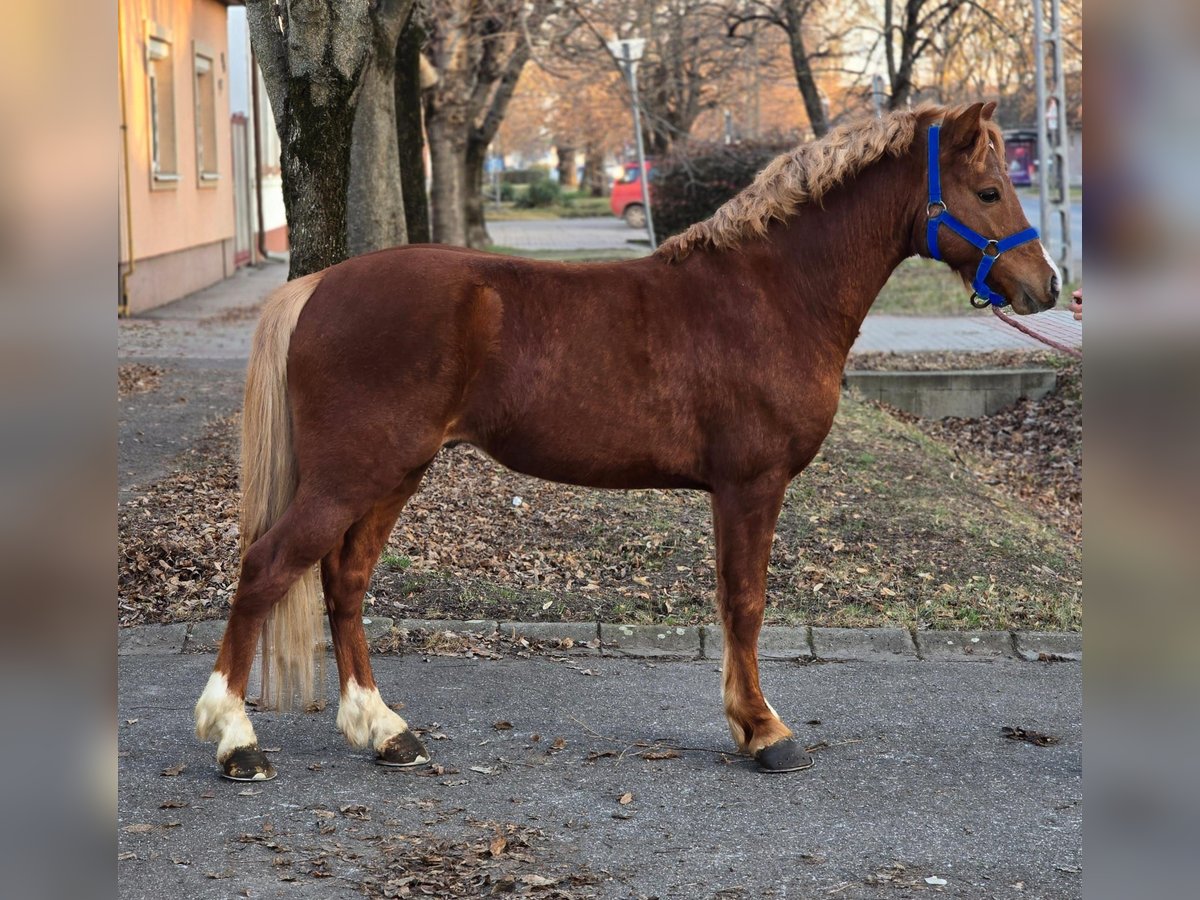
(926, 124, 1039, 308)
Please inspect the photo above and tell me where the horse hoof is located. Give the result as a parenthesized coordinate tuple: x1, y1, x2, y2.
(754, 739, 815, 774)
(376, 731, 430, 768)
(221, 746, 277, 781)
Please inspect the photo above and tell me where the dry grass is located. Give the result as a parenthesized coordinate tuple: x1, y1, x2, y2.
(118, 391, 1081, 633)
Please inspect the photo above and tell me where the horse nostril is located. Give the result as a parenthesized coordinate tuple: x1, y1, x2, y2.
(1048, 274, 1061, 303)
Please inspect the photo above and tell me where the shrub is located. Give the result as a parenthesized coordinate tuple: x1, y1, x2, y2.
(517, 177, 563, 208)
(498, 181, 516, 202)
(650, 140, 793, 240)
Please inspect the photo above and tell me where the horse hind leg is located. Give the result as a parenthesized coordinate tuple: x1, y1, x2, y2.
(195, 494, 358, 780)
(324, 469, 431, 767)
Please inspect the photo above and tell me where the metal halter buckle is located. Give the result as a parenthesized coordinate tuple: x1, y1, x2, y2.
(982, 239, 1001, 258)
(927, 200, 946, 218)
(969, 292, 992, 309)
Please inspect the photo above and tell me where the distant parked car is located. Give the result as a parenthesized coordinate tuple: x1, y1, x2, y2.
(610, 162, 653, 228)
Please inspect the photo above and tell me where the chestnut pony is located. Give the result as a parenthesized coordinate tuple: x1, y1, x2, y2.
(195, 102, 1060, 779)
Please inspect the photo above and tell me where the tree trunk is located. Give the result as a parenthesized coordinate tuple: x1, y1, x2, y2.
(395, 11, 430, 243)
(245, 0, 373, 279)
(347, 0, 414, 257)
(556, 144, 578, 188)
(782, 0, 828, 138)
(582, 143, 607, 197)
(464, 137, 489, 249)
(280, 94, 360, 277)
(428, 112, 467, 245)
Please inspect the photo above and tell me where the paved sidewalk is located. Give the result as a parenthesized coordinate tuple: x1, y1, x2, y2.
(853, 309, 1082, 354)
(488, 217, 652, 252)
(119, 652, 1081, 899)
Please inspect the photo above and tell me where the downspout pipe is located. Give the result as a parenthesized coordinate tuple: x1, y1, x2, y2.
(118, 1, 135, 316)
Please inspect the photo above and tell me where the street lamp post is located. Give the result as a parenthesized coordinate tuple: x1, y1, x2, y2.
(608, 37, 656, 249)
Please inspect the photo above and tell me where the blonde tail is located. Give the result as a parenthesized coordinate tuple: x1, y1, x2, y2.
(240, 271, 326, 711)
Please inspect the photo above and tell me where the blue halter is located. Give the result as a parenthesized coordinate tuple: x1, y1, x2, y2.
(925, 124, 1040, 308)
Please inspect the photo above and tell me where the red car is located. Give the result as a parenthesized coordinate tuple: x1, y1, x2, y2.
(610, 162, 652, 228)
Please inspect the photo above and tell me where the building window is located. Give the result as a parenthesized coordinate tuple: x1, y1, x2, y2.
(147, 34, 178, 183)
(194, 50, 219, 183)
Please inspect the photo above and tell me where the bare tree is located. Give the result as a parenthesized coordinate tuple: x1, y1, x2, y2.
(246, 0, 374, 278)
(395, 5, 433, 243)
(557, 1, 745, 155)
(424, 1, 558, 247)
(347, 0, 418, 256)
(727, 1, 842, 138)
(879, 0, 969, 109)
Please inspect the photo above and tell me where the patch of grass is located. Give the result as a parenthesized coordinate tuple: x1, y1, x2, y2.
(485, 245, 646, 263)
(871, 257, 975, 316)
(379, 551, 412, 571)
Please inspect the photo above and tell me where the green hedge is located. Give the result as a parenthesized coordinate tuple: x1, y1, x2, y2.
(650, 141, 792, 240)
(515, 177, 563, 208)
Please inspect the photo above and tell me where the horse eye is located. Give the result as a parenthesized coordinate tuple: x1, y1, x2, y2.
(978, 188, 1001, 204)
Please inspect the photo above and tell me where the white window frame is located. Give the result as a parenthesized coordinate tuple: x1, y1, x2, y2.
(193, 45, 220, 185)
(146, 27, 179, 186)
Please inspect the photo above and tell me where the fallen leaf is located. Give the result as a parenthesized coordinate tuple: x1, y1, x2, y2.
(586, 750, 618, 762)
(493, 721, 513, 731)
(521, 874, 557, 887)
(617, 792, 633, 805)
(339, 804, 370, 820)
(1002, 726, 1060, 747)
(160, 762, 186, 777)
(117, 851, 136, 861)
(489, 833, 507, 856)
(551, 737, 567, 750)
(639, 749, 680, 761)
(159, 800, 189, 809)
(470, 765, 497, 775)
(122, 823, 155, 833)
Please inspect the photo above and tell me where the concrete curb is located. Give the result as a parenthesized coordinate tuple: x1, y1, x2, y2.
(121, 620, 1081, 663)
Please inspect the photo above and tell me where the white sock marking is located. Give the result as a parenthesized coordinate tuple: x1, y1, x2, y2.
(336, 679, 413, 752)
(194, 671, 257, 763)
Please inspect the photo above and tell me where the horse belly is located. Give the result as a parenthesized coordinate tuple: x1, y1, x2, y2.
(468, 420, 706, 491)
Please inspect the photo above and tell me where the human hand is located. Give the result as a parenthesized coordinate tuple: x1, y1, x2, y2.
(1070, 288, 1082, 321)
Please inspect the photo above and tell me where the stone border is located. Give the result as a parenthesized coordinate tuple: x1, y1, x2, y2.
(119, 619, 1080, 662)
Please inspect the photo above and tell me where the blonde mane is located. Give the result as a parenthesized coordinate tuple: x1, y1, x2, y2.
(657, 104, 959, 261)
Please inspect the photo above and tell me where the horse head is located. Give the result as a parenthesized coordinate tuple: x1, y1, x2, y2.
(925, 101, 1061, 315)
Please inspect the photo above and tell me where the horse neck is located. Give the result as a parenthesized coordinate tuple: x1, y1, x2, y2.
(753, 150, 924, 354)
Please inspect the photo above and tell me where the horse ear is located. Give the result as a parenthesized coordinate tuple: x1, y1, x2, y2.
(943, 102, 988, 151)
(981, 101, 997, 120)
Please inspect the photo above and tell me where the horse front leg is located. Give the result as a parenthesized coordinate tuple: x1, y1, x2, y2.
(712, 477, 813, 773)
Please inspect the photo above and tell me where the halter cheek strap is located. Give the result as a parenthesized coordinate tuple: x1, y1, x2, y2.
(926, 124, 1040, 308)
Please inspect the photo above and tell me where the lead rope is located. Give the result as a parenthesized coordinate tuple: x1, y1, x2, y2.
(990, 306, 1083, 359)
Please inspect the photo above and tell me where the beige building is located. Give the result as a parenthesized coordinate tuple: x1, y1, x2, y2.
(119, 0, 241, 314)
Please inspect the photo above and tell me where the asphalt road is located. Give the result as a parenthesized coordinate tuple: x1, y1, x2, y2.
(119, 653, 1081, 899)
